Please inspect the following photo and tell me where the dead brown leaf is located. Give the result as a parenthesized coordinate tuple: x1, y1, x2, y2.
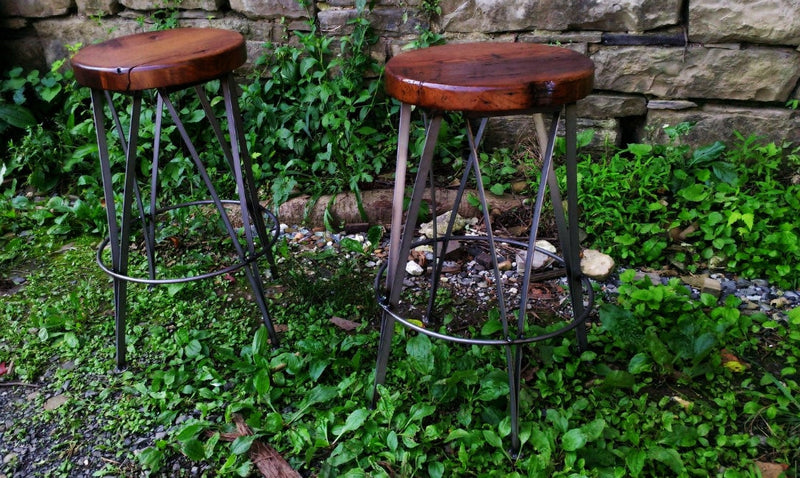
(755, 461, 788, 478)
(214, 415, 300, 478)
(330, 316, 361, 331)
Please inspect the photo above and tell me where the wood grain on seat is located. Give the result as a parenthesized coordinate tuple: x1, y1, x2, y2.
(384, 42, 594, 112)
(71, 28, 246, 92)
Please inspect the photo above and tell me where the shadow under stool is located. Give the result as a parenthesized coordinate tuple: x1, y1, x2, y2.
(372, 42, 597, 453)
(71, 28, 280, 369)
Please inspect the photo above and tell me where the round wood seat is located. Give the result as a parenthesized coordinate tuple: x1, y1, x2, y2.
(384, 42, 594, 113)
(71, 28, 246, 92)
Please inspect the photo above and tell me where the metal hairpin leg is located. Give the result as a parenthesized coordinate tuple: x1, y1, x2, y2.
(90, 76, 279, 370)
(373, 103, 441, 403)
(91, 89, 141, 369)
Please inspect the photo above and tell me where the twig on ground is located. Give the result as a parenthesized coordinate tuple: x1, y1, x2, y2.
(0, 382, 40, 388)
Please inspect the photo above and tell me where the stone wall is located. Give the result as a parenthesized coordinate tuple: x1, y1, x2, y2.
(2, 0, 799, 149)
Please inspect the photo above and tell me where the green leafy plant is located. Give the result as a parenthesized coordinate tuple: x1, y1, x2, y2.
(576, 123, 800, 287)
(242, 12, 393, 214)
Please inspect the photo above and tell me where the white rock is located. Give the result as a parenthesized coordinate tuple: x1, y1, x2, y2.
(405, 260, 424, 276)
(581, 249, 616, 280)
(419, 211, 468, 238)
(516, 240, 558, 273)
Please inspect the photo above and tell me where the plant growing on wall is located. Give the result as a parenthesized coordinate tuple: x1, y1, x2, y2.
(240, 7, 394, 224)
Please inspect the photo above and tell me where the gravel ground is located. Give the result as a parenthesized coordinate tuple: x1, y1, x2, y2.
(1, 224, 798, 477)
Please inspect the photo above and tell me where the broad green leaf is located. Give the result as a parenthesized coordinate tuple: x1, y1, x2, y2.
(184, 339, 202, 358)
(645, 327, 673, 369)
(428, 462, 445, 478)
(0, 103, 36, 129)
(290, 385, 340, 422)
(690, 141, 725, 166)
(561, 428, 587, 451)
(252, 326, 270, 356)
(406, 334, 434, 374)
(625, 448, 646, 475)
(234, 462, 252, 477)
(230, 435, 256, 455)
(678, 183, 707, 202)
(181, 438, 206, 461)
(63, 332, 79, 348)
(628, 353, 652, 374)
(712, 162, 738, 185)
(647, 447, 685, 474)
(408, 403, 436, 423)
(602, 370, 635, 389)
(137, 447, 164, 470)
(308, 359, 328, 381)
(489, 183, 506, 196)
(253, 368, 270, 395)
(204, 432, 220, 458)
(306, 385, 339, 405)
(480, 314, 504, 336)
(387, 430, 398, 451)
(167, 283, 186, 297)
(445, 428, 470, 442)
(339, 408, 369, 436)
(788, 307, 800, 325)
(692, 332, 716, 362)
(627, 143, 652, 157)
(176, 423, 206, 441)
(263, 412, 283, 433)
(582, 419, 606, 441)
(482, 429, 503, 449)
(477, 370, 509, 401)
(340, 237, 365, 254)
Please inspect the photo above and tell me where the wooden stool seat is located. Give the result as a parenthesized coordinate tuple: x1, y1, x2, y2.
(71, 28, 246, 92)
(384, 42, 594, 112)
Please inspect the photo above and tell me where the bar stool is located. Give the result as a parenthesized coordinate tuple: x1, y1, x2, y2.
(71, 28, 280, 369)
(372, 42, 596, 452)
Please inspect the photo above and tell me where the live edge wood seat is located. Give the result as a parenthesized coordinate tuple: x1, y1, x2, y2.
(372, 42, 595, 454)
(71, 28, 246, 91)
(383, 42, 594, 113)
(71, 28, 279, 369)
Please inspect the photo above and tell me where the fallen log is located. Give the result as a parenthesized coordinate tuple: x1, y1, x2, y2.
(277, 187, 528, 229)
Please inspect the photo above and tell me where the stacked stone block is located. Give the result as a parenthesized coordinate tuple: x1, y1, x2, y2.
(1, 0, 798, 149)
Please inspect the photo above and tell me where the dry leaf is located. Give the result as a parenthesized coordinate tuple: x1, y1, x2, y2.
(214, 415, 300, 478)
(671, 396, 693, 411)
(755, 461, 788, 478)
(330, 316, 361, 331)
(720, 349, 749, 372)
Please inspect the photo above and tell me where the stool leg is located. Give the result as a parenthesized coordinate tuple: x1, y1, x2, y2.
(197, 77, 277, 273)
(544, 105, 587, 350)
(373, 105, 441, 404)
(91, 89, 143, 369)
(141, 93, 166, 283)
(564, 104, 588, 350)
(158, 87, 280, 347)
(102, 91, 157, 284)
(423, 117, 489, 323)
(461, 117, 529, 454)
(510, 110, 562, 453)
(221, 76, 280, 345)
